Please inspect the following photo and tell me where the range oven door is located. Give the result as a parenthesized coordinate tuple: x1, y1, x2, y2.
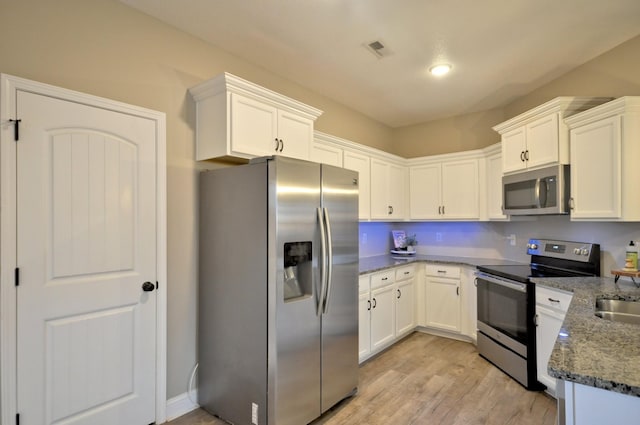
(476, 272, 529, 357)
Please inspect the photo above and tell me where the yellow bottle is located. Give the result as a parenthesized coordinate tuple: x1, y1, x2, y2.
(625, 241, 638, 270)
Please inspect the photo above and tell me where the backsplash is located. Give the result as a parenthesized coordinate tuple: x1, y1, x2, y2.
(359, 217, 640, 278)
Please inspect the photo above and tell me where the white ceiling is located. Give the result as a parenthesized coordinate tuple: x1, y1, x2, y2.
(121, 0, 640, 127)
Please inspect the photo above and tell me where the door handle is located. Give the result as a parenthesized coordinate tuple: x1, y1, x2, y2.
(367, 299, 371, 311)
(274, 137, 279, 152)
(372, 297, 377, 309)
(142, 281, 155, 292)
(520, 151, 525, 162)
(397, 289, 401, 299)
(279, 138, 284, 152)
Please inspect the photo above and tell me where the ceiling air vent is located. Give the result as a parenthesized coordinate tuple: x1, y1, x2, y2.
(365, 40, 392, 58)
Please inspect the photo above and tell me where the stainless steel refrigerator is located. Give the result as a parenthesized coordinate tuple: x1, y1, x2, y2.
(198, 156, 359, 425)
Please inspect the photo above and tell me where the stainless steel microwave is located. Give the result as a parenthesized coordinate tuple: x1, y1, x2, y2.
(502, 165, 570, 215)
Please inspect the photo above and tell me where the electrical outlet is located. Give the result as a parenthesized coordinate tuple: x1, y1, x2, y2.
(362, 233, 368, 244)
(436, 232, 442, 242)
(508, 234, 517, 246)
(252, 403, 258, 425)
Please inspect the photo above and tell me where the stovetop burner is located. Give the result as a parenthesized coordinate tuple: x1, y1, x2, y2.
(477, 238, 601, 283)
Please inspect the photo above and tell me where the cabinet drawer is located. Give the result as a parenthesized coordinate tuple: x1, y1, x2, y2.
(425, 264, 461, 279)
(395, 265, 415, 281)
(359, 275, 370, 294)
(536, 285, 573, 313)
(370, 270, 395, 289)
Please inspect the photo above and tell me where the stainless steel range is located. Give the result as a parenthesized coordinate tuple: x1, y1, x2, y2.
(475, 239, 600, 390)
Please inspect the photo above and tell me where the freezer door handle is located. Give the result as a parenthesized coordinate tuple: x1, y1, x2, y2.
(322, 207, 334, 314)
(317, 207, 328, 316)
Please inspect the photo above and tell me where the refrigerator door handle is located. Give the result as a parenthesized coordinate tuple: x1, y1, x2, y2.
(322, 207, 334, 314)
(317, 207, 328, 316)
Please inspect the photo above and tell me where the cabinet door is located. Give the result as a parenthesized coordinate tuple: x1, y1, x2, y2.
(230, 93, 278, 157)
(395, 278, 415, 336)
(277, 110, 312, 161)
(425, 277, 461, 333)
(358, 292, 371, 361)
(502, 127, 527, 173)
(388, 164, 406, 219)
(535, 305, 564, 396)
(310, 141, 343, 167)
(461, 268, 477, 341)
(441, 159, 479, 219)
(370, 285, 395, 350)
(570, 116, 621, 219)
(343, 150, 370, 220)
(526, 113, 559, 169)
(486, 152, 507, 219)
(409, 163, 441, 219)
(370, 158, 390, 219)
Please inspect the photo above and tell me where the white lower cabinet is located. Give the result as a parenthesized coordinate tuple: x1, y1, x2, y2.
(394, 266, 416, 336)
(425, 265, 461, 333)
(461, 267, 478, 342)
(535, 285, 573, 397)
(370, 283, 396, 351)
(359, 265, 417, 362)
(358, 276, 371, 360)
(561, 380, 640, 425)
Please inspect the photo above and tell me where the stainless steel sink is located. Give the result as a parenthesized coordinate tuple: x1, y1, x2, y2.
(595, 298, 640, 325)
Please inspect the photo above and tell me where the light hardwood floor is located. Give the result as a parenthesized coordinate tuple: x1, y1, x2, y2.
(168, 332, 557, 425)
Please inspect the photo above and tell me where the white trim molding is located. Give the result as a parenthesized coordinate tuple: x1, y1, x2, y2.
(165, 390, 199, 422)
(0, 74, 168, 425)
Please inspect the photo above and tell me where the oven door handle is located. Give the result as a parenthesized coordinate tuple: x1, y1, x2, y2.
(476, 272, 527, 293)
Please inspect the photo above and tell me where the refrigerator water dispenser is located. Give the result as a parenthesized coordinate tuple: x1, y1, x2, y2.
(284, 242, 312, 301)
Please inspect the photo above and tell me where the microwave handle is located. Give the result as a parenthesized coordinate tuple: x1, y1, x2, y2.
(534, 178, 542, 208)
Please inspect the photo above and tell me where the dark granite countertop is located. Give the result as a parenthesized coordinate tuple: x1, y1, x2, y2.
(359, 254, 524, 274)
(531, 276, 640, 397)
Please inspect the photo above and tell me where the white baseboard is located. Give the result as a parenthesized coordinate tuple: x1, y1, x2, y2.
(165, 390, 199, 422)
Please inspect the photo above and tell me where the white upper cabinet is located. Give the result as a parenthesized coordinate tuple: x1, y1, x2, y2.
(189, 72, 322, 161)
(310, 135, 343, 167)
(565, 97, 640, 221)
(409, 152, 480, 220)
(343, 149, 371, 220)
(483, 143, 508, 220)
(494, 97, 612, 174)
(370, 158, 407, 220)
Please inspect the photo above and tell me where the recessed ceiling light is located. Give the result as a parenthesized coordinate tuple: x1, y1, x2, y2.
(429, 64, 452, 76)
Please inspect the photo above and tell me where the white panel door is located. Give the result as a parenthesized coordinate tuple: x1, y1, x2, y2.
(526, 113, 559, 169)
(230, 93, 278, 157)
(502, 127, 527, 173)
(409, 164, 441, 219)
(17, 91, 157, 424)
(441, 159, 479, 219)
(570, 116, 621, 219)
(277, 109, 312, 160)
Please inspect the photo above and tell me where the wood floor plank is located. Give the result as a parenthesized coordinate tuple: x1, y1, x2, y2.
(167, 332, 557, 425)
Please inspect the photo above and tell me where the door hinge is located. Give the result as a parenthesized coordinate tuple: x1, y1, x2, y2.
(9, 118, 21, 141)
(15, 267, 20, 286)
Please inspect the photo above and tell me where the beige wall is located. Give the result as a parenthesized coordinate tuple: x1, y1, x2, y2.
(0, 0, 391, 400)
(391, 107, 504, 158)
(504, 34, 640, 119)
(389, 34, 640, 158)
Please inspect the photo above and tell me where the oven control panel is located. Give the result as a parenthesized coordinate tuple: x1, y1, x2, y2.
(527, 238, 596, 261)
